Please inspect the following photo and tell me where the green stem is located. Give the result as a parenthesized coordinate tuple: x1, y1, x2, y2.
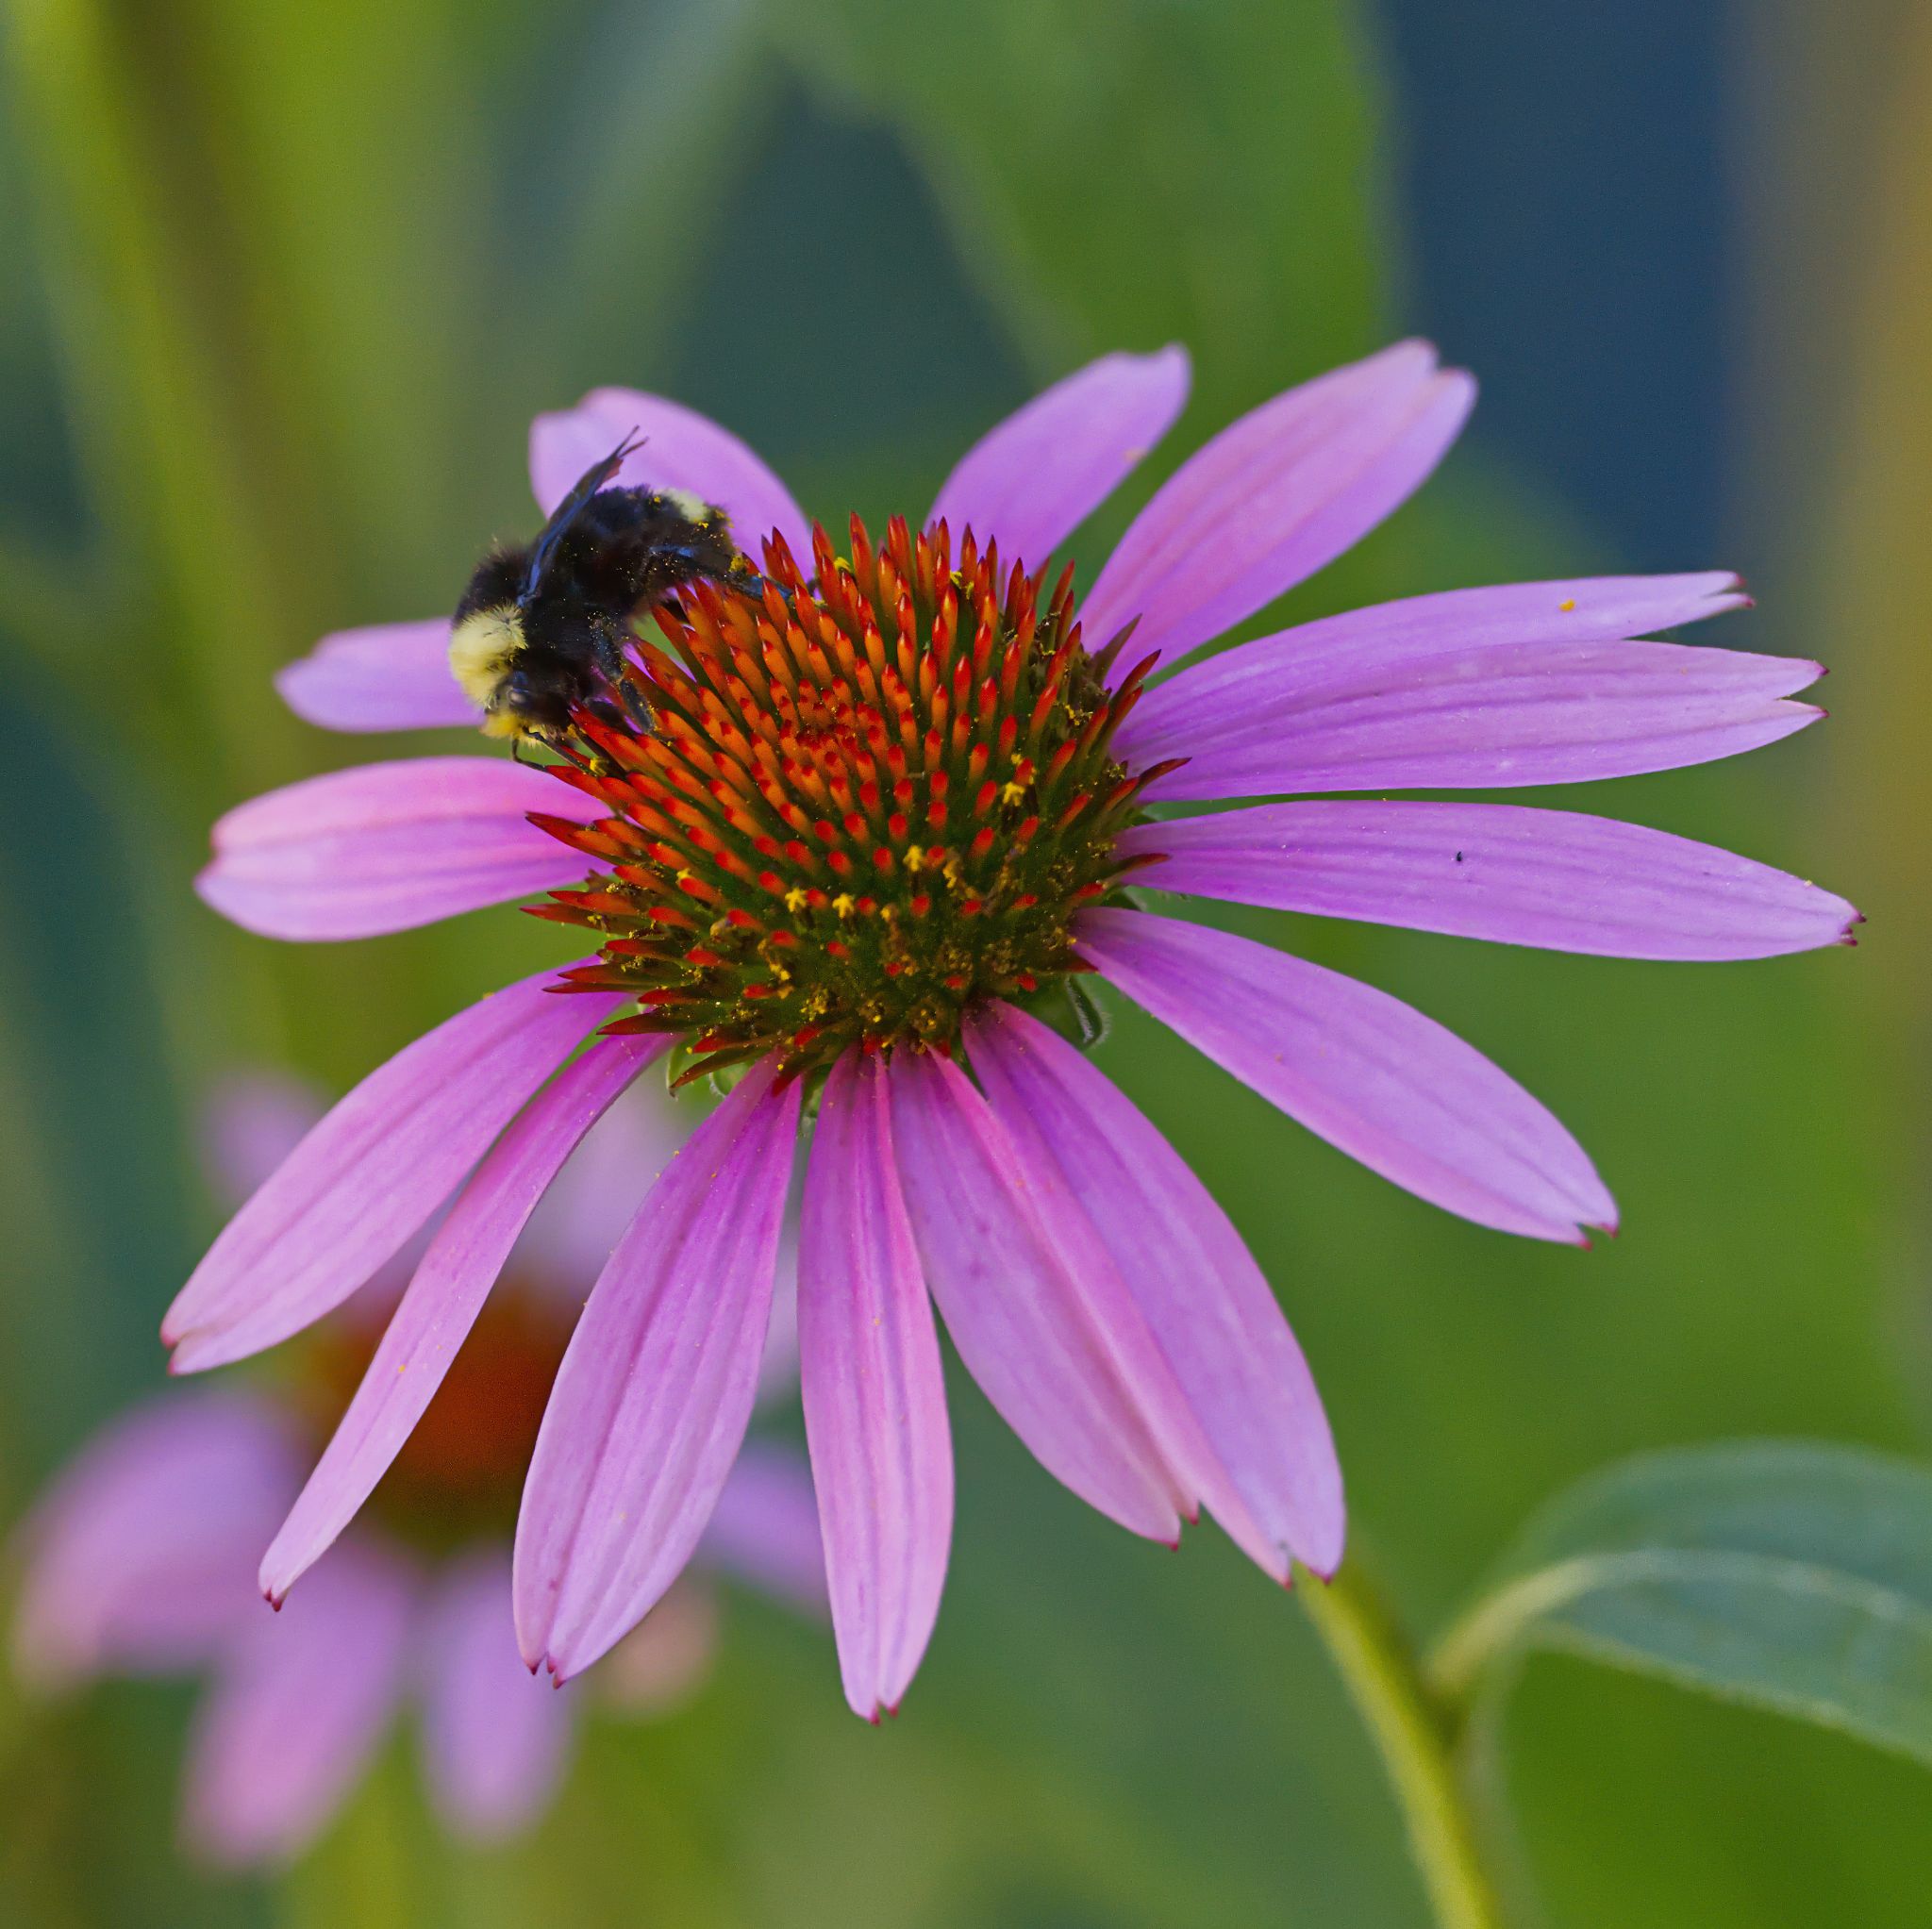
(1299, 1561, 1507, 1929)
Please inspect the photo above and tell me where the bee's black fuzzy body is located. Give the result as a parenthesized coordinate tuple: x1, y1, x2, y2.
(449, 441, 758, 742)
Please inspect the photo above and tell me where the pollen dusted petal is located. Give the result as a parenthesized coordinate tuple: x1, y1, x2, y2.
(1120, 802, 1861, 960)
(198, 757, 607, 941)
(929, 345, 1191, 568)
(259, 1036, 664, 1605)
(420, 1551, 575, 1843)
(799, 1050, 951, 1718)
(1124, 638, 1823, 801)
(182, 1541, 417, 1869)
(966, 1005, 1343, 1578)
(276, 619, 482, 733)
(514, 1061, 801, 1682)
(888, 1047, 1217, 1545)
(1081, 339, 1475, 671)
(1115, 570, 1756, 767)
(1078, 908, 1616, 1243)
(162, 965, 627, 1372)
(529, 389, 812, 561)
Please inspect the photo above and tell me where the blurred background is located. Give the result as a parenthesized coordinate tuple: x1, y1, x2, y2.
(1, 0, 1926, 1921)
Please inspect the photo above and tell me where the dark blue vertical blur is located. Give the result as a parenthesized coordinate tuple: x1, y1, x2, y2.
(1380, 0, 1727, 566)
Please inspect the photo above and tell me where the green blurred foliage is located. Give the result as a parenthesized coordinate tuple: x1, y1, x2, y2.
(0, 0, 1924, 1924)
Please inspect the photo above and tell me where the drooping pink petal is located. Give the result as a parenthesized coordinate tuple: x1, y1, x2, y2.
(888, 1048, 1230, 1546)
(1124, 638, 1823, 801)
(259, 1038, 662, 1605)
(181, 1540, 416, 1869)
(1120, 802, 1859, 961)
(514, 1061, 801, 1683)
(1078, 908, 1615, 1243)
(797, 1050, 951, 1718)
(758, 1222, 801, 1402)
(965, 1006, 1343, 1578)
(196, 757, 603, 942)
(201, 1073, 326, 1206)
(528, 390, 812, 560)
(419, 1551, 575, 1842)
(1080, 341, 1475, 670)
(695, 1440, 829, 1616)
(12, 1395, 302, 1689)
(163, 966, 625, 1372)
(928, 347, 1191, 570)
(276, 620, 481, 733)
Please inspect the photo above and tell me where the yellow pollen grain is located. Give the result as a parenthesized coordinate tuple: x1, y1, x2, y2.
(784, 887, 809, 912)
(905, 844, 926, 873)
(832, 892, 857, 919)
(1002, 779, 1027, 805)
(1558, 597, 1577, 611)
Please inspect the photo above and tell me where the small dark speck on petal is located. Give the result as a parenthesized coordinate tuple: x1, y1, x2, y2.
(1454, 851, 1464, 863)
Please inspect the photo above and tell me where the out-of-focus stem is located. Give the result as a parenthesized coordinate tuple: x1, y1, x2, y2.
(1299, 1560, 1507, 1929)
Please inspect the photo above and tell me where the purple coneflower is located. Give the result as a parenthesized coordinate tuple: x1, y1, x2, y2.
(15, 1077, 822, 1865)
(177, 341, 1855, 1721)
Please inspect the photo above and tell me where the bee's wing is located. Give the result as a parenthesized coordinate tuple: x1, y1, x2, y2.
(523, 431, 645, 597)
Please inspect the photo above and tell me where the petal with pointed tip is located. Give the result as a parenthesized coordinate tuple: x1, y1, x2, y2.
(513, 1061, 800, 1681)
(967, 1005, 1343, 1578)
(1078, 909, 1615, 1243)
(798, 1051, 950, 1717)
(163, 966, 625, 1372)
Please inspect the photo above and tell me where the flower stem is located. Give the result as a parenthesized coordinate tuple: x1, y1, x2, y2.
(1298, 1561, 1507, 1929)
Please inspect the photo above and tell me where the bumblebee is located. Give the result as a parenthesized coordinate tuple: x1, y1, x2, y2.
(448, 435, 758, 743)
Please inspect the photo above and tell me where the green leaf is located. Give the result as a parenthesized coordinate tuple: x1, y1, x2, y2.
(1431, 1441, 1932, 1769)
(761, 0, 1389, 428)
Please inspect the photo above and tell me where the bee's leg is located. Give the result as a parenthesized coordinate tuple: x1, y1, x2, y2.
(593, 620, 657, 736)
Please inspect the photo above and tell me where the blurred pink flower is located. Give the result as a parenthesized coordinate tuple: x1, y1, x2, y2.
(13, 1079, 822, 1867)
(175, 341, 1854, 1721)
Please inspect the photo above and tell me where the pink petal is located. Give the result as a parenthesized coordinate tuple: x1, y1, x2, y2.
(276, 620, 481, 733)
(797, 1051, 951, 1718)
(1125, 570, 1750, 742)
(13, 1395, 301, 1689)
(888, 1048, 1226, 1545)
(1117, 571, 1752, 766)
(163, 965, 626, 1372)
(1121, 802, 1860, 960)
(182, 1540, 416, 1869)
(201, 1073, 326, 1207)
(513, 1061, 801, 1682)
(420, 1551, 575, 1842)
(528, 390, 811, 561)
(696, 1440, 829, 1617)
(928, 346, 1191, 570)
(1078, 908, 1615, 1243)
(1081, 341, 1474, 670)
(1124, 638, 1823, 801)
(196, 757, 602, 942)
(965, 1005, 1343, 1578)
(259, 1037, 663, 1605)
